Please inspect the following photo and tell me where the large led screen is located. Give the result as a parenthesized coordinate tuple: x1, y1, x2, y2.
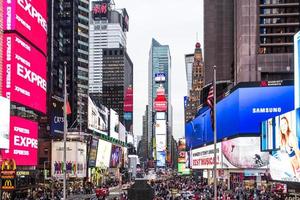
(51, 141, 87, 179)
(96, 139, 112, 168)
(1, 117, 38, 166)
(0, 97, 10, 149)
(262, 109, 300, 182)
(2, 33, 47, 113)
(109, 109, 119, 140)
(110, 145, 122, 168)
(155, 120, 166, 135)
(88, 138, 98, 167)
(3, 0, 47, 54)
(186, 86, 294, 149)
(156, 151, 166, 167)
(88, 97, 108, 135)
(295, 31, 300, 109)
(156, 135, 166, 151)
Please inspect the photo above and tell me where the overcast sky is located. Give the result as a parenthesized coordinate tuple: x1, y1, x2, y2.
(115, 0, 203, 140)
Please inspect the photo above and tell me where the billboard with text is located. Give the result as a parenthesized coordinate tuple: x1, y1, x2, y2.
(2, 33, 47, 113)
(3, 0, 47, 54)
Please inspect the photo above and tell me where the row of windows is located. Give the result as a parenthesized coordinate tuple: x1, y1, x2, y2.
(103, 50, 124, 56)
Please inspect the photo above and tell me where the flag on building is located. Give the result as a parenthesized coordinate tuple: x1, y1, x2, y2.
(206, 85, 214, 130)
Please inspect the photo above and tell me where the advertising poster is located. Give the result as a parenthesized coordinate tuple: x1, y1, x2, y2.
(154, 72, 166, 82)
(156, 151, 166, 167)
(1, 117, 38, 166)
(262, 109, 300, 182)
(192, 143, 222, 169)
(155, 120, 166, 135)
(2, 33, 47, 113)
(88, 138, 99, 167)
(119, 123, 126, 143)
(88, 97, 108, 135)
(110, 145, 122, 168)
(156, 134, 166, 151)
(96, 139, 112, 168)
(178, 139, 186, 151)
(51, 141, 87, 178)
(3, 0, 47, 54)
(109, 109, 119, 140)
(0, 97, 10, 149)
(50, 98, 64, 135)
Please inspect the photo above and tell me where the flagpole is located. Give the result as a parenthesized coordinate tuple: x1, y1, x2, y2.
(63, 61, 67, 200)
(213, 65, 217, 200)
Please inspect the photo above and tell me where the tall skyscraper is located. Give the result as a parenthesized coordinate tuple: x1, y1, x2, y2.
(204, 0, 300, 85)
(185, 54, 194, 96)
(185, 43, 204, 122)
(48, 0, 90, 132)
(148, 38, 172, 161)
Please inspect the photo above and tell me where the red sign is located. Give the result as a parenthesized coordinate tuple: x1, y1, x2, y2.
(1, 117, 38, 166)
(154, 86, 167, 112)
(124, 86, 133, 112)
(2, 33, 47, 113)
(3, 0, 48, 54)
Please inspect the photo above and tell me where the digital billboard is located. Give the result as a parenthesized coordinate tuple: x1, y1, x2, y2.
(156, 112, 165, 120)
(178, 163, 191, 175)
(110, 145, 122, 168)
(50, 98, 64, 135)
(294, 31, 300, 109)
(262, 109, 300, 182)
(154, 72, 166, 83)
(51, 141, 87, 178)
(88, 97, 108, 135)
(192, 143, 222, 169)
(156, 151, 166, 167)
(2, 33, 47, 113)
(96, 139, 112, 168)
(1, 117, 38, 166)
(124, 86, 133, 112)
(156, 135, 166, 151)
(88, 138, 98, 167)
(92, 1, 109, 20)
(178, 138, 186, 151)
(0, 97, 10, 149)
(186, 85, 294, 149)
(109, 109, 119, 140)
(3, 0, 47, 54)
(155, 120, 166, 135)
(119, 123, 126, 143)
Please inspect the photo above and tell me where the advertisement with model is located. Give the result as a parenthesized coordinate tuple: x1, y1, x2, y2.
(1, 117, 38, 166)
(110, 145, 122, 168)
(156, 151, 166, 167)
(261, 108, 300, 182)
(0, 97, 10, 149)
(2, 33, 47, 113)
(88, 97, 108, 135)
(50, 97, 64, 135)
(109, 109, 119, 140)
(96, 139, 112, 168)
(186, 85, 294, 149)
(51, 141, 87, 179)
(3, 0, 48, 54)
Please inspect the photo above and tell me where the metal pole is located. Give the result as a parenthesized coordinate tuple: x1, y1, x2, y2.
(63, 61, 67, 200)
(213, 65, 217, 200)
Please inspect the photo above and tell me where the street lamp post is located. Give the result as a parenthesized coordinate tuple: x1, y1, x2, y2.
(63, 61, 67, 200)
(212, 65, 217, 200)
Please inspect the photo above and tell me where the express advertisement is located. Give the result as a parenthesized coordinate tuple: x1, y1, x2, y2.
(156, 135, 166, 151)
(294, 31, 300, 109)
(109, 109, 119, 140)
(1, 117, 38, 166)
(50, 98, 64, 135)
(96, 139, 112, 168)
(155, 120, 166, 135)
(3, 0, 48, 54)
(262, 109, 300, 182)
(51, 141, 87, 178)
(186, 86, 294, 149)
(88, 97, 108, 135)
(156, 151, 166, 167)
(0, 97, 10, 149)
(88, 138, 98, 167)
(110, 145, 122, 168)
(2, 33, 47, 113)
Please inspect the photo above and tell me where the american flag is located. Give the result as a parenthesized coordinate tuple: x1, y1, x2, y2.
(206, 85, 214, 130)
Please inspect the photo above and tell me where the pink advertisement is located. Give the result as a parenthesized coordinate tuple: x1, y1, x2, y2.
(2, 33, 47, 113)
(3, 0, 47, 54)
(1, 116, 38, 166)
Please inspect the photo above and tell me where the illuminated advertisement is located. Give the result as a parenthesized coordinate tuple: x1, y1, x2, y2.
(178, 163, 191, 175)
(156, 151, 166, 167)
(262, 109, 300, 182)
(109, 109, 119, 140)
(88, 97, 108, 135)
(2, 33, 47, 113)
(154, 85, 167, 112)
(96, 139, 112, 168)
(155, 120, 166, 135)
(50, 97, 64, 135)
(92, 1, 109, 20)
(294, 31, 300, 109)
(156, 112, 165, 120)
(178, 151, 186, 163)
(119, 123, 126, 143)
(192, 143, 222, 169)
(3, 0, 47, 54)
(124, 86, 133, 112)
(156, 135, 166, 151)
(1, 117, 38, 166)
(178, 138, 186, 151)
(186, 85, 294, 149)
(110, 145, 122, 168)
(154, 72, 166, 83)
(88, 138, 98, 167)
(51, 141, 87, 178)
(0, 97, 10, 149)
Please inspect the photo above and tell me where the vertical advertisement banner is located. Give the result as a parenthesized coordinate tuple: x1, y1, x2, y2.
(50, 98, 64, 135)
(96, 139, 112, 168)
(1, 117, 38, 166)
(3, 0, 48, 54)
(294, 31, 300, 109)
(156, 151, 166, 167)
(0, 97, 10, 149)
(88, 139, 99, 167)
(109, 109, 119, 140)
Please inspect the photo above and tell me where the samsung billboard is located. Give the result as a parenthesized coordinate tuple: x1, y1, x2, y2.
(186, 85, 294, 149)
